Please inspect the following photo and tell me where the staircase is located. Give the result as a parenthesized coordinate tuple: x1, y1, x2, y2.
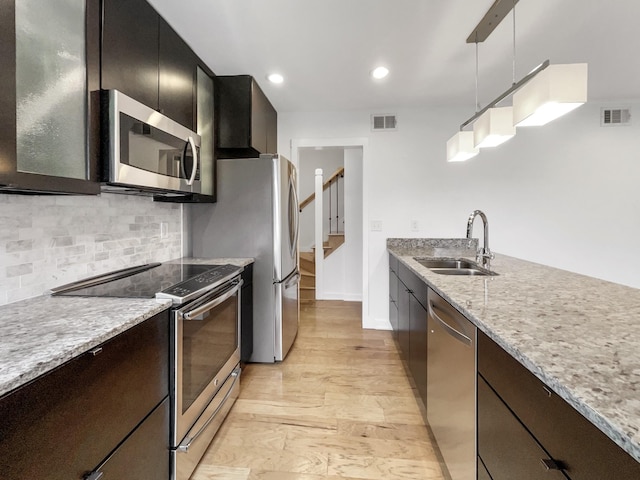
(299, 233, 345, 302)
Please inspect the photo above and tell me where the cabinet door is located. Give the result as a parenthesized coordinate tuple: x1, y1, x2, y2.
(0, 312, 169, 480)
(397, 280, 411, 361)
(196, 66, 215, 197)
(389, 266, 399, 335)
(477, 457, 492, 480)
(159, 18, 197, 129)
(0, 0, 99, 194)
(241, 264, 254, 363)
(409, 294, 427, 408)
(102, 0, 159, 110)
(217, 75, 278, 157)
(478, 375, 568, 480)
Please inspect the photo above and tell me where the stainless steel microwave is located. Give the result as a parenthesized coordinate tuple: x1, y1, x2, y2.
(102, 89, 208, 196)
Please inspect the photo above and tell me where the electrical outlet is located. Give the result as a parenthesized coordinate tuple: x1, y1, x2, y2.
(411, 220, 420, 232)
(371, 220, 383, 231)
(160, 222, 169, 239)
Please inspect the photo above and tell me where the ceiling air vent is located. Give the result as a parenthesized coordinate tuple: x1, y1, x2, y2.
(371, 114, 397, 131)
(601, 107, 631, 126)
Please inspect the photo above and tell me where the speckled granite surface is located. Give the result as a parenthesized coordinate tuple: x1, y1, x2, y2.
(0, 257, 254, 399)
(167, 257, 254, 268)
(388, 239, 640, 463)
(0, 296, 171, 397)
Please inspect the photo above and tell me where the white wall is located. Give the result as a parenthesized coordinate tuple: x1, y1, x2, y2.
(319, 147, 363, 302)
(279, 102, 640, 328)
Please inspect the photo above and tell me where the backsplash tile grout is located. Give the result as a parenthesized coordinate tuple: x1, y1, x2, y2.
(0, 193, 184, 306)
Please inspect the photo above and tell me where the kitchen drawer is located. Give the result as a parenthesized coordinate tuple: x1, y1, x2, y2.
(90, 397, 170, 479)
(389, 265, 398, 304)
(389, 254, 398, 274)
(478, 331, 640, 480)
(398, 262, 427, 309)
(0, 310, 169, 480)
(478, 375, 568, 480)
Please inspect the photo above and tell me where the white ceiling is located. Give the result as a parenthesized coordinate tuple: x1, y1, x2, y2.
(149, 0, 640, 113)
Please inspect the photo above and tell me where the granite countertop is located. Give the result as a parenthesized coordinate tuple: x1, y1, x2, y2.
(387, 238, 640, 463)
(0, 257, 254, 399)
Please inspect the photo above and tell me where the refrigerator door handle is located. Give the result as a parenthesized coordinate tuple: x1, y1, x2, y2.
(288, 177, 300, 258)
(284, 270, 300, 289)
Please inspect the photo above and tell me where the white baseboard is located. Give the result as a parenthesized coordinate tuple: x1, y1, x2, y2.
(363, 317, 392, 330)
(319, 291, 363, 302)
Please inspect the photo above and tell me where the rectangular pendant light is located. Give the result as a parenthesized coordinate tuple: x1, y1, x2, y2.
(473, 106, 516, 148)
(447, 131, 479, 162)
(513, 63, 588, 127)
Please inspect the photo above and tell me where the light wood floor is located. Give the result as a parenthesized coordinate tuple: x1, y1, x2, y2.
(192, 300, 444, 480)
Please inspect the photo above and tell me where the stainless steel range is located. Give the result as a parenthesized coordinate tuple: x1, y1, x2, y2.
(52, 262, 243, 480)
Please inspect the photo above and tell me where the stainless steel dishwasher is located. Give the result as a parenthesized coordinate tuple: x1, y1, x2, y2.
(427, 288, 477, 480)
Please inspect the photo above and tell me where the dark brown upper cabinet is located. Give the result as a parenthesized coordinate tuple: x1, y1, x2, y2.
(159, 18, 198, 130)
(0, 0, 100, 194)
(101, 0, 202, 131)
(217, 75, 278, 158)
(101, 0, 160, 116)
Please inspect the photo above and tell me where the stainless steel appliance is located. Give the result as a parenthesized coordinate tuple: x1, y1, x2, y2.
(51, 262, 243, 480)
(427, 287, 477, 480)
(102, 89, 208, 196)
(191, 154, 300, 362)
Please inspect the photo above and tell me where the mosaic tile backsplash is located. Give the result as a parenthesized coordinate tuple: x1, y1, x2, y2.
(0, 193, 184, 306)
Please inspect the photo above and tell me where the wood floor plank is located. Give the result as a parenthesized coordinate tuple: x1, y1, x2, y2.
(192, 300, 444, 480)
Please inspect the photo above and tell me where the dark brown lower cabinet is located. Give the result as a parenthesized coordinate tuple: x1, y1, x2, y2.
(478, 331, 640, 480)
(477, 457, 492, 480)
(395, 261, 428, 411)
(241, 263, 254, 363)
(478, 375, 568, 480)
(94, 398, 170, 479)
(0, 310, 170, 480)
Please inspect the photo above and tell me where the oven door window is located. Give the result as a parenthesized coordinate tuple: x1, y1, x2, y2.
(181, 292, 238, 414)
(119, 113, 199, 180)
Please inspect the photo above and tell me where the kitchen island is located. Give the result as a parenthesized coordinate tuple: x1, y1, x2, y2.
(388, 238, 640, 472)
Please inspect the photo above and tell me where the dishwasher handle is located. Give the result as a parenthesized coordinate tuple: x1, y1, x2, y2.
(428, 301, 473, 346)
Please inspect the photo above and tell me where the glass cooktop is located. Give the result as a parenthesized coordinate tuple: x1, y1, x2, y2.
(51, 263, 242, 304)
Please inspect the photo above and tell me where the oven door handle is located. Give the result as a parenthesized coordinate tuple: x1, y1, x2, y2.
(180, 279, 243, 321)
(177, 368, 241, 452)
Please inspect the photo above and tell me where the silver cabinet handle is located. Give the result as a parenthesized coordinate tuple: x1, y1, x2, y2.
(428, 302, 472, 346)
(85, 471, 104, 480)
(89, 347, 103, 356)
(180, 280, 242, 321)
(186, 136, 198, 186)
(177, 369, 240, 452)
(540, 458, 562, 470)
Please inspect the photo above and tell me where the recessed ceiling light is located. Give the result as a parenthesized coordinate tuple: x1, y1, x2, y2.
(371, 66, 389, 79)
(267, 73, 284, 84)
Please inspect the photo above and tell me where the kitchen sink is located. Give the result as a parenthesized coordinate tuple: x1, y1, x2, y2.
(414, 257, 498, 276)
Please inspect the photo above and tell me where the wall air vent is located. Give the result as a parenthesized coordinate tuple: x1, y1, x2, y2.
(371, 114, 397, 131)
(601, 107, 631, 126)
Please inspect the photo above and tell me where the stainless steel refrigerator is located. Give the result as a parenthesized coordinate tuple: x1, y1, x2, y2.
(190, 154, 300, 362)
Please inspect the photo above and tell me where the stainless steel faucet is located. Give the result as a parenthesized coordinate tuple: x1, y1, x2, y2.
(466, 210, 494, 269)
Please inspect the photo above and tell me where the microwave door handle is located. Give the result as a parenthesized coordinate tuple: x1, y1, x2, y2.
(186, 136, 198, 186)
(180, 280, 243, 320)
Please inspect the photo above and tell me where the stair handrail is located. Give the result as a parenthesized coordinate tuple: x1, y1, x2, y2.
(299, 167, 344, 212)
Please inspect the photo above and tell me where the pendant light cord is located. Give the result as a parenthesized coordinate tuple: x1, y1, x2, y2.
(512, 0, 517, 85)
(475, 36, 480, 112)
